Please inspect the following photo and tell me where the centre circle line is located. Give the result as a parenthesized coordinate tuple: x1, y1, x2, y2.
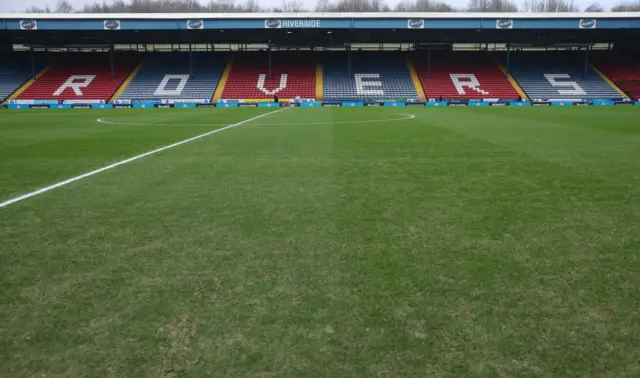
(96, 114, 416, 127)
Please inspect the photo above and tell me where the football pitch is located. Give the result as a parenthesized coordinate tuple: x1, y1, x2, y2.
(1, 107, 638, 377)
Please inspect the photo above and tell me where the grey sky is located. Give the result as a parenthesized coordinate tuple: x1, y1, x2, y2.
(0, 0, 625, 12)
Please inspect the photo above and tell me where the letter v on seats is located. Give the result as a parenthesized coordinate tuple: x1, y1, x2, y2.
(257, 74, 288, 95)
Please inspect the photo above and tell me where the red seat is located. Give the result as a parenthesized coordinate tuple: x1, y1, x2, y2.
(413, 53, 519, 100)
(18, 53, 138, 101)
(221, 53, 315, 100)
(594, 59, 640, 101)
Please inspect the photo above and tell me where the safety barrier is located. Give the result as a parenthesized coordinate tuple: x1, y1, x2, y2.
(4, 100, 638, 109)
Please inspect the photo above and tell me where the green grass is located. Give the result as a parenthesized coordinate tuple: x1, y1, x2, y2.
(1, 107, 638, 377)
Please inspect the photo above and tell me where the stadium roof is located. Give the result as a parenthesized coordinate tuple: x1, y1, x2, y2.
(2, 12, 640, 48)
(2, 12, 640, 19)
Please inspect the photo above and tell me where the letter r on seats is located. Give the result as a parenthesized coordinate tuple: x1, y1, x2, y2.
(53, 75, 96, 96)
(449, 74, 489, 95)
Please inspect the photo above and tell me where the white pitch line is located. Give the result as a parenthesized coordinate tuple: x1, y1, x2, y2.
(0, 108, 288, 209)
(97, 114, 416, 127)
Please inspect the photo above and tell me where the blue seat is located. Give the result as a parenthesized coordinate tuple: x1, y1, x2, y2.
(0, 53, 41, 102)
(509, 52, 623, 101)
(118, 52, 226, 101)
(323, 52, 418, 101)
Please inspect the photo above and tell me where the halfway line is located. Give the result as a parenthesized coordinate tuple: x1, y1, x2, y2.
(0, 108, 288, 209)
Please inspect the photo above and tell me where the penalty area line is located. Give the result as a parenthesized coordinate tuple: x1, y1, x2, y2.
(0, 108, 288, 209)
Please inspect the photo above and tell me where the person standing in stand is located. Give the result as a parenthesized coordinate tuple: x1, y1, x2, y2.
(274, 94, 279, 103)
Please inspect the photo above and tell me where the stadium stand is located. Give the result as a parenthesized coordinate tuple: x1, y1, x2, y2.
(508, 52, 623, 101)
(118, 52, 226, 102)
(17, 53, 138, 102)
(413, 52, 520, 100)
(593, 56, 640, 101)
(323, 52, 418, 101)
(3, 51, 637, 106)
(0, 53, 42, 102)
(220, 52, 316, 100)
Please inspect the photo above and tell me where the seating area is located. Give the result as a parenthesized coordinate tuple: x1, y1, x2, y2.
(0, 53, 41, 102)
(118, 52, 226, 102)
(220, 52, 316, 100)
(413, 52, 519, 100)
(17, 53, 138, 102)
(508, 52, 623, 101)
(593, 56, 640, 101)
(323, 52, 418, 101)
(2, 51, 638, 105)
